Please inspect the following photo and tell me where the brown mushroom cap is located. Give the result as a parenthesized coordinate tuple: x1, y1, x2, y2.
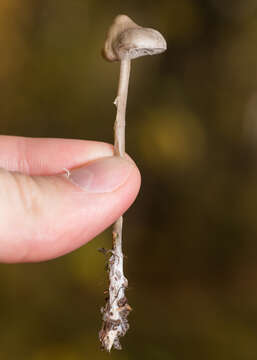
(103, 15, 167, 62)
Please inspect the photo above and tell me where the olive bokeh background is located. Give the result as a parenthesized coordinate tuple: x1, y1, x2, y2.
(1, 1, 257, 359)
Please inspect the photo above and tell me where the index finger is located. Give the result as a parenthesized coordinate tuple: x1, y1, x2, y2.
(0, 136, 114, 175)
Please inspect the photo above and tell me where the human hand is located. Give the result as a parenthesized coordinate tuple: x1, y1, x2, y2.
(0, 136, 141, 263)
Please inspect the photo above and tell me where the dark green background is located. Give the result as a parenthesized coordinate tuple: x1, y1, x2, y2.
(1, 0, 257, 359)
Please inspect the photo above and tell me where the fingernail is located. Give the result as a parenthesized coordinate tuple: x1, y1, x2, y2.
(68, 156, 134, 193)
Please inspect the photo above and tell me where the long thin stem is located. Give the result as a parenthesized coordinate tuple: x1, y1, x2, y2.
(114, 59, 131, 157)
(99, 59, 131, 352)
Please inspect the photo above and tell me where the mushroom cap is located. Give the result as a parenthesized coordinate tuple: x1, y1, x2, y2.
(103, 14, 167, 62)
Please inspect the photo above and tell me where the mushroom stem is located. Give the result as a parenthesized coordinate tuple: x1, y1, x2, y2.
(99, 59, 132, 352)
(114, 59, 131, 156)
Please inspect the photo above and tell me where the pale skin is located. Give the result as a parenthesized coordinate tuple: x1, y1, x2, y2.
(0, 135, 141, 263)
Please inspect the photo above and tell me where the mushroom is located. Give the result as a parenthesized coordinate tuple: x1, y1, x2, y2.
(99, 15, 167, 352)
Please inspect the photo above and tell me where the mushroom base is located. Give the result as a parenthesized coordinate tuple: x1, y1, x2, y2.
(99, 216, 131, 351)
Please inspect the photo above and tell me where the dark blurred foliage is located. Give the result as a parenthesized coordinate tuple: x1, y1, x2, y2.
(1, 0, 257, 359)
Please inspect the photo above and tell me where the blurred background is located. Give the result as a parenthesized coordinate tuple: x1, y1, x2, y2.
(1, 0, 257, 359)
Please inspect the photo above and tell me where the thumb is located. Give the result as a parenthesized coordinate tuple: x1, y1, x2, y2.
(0, 156, 140, 263)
